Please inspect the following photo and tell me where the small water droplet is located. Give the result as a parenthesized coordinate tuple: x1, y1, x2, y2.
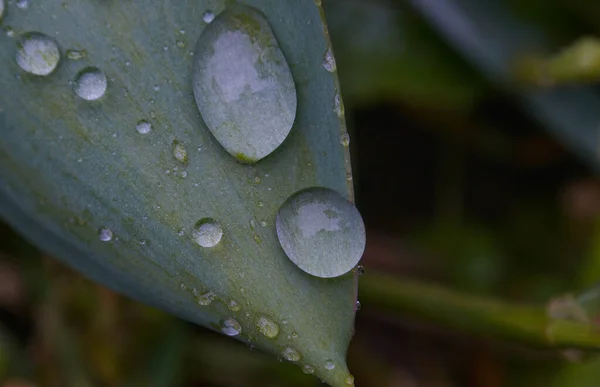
(15, 32, 60, 76)
(282, 347, 301, 362)
(276, 187, 366, 278)
(197, 291, 216, 306)
(256, 316, 279, 339)
(192, 5, 297, 163)
(74, 67, 107, 101)
(228, 299, 241, 312)
(323, 47, 336, 72)
(98, 227, 113, 242)
(260, 220, 267, 227)
(340, 132, 350, 147)
(179, 29, 186, 35)
(136, 120, 152, 134)
(16, 0, 29, 10)
(180, 283, 186, 290)
(334, 94, 345, 118)
(176, 40, 185, 48)
(5, 27, 15, 38)
(258, 201, 264, 207)
(221, 318, 242, 336)
(138, 239, 147, 245)
(171, 140, 188, 164)
(177, 227, 186, 236)
(125, 60, 131, 66)
(163, 44, 169, 51)
(355, 300, 361, 311)
(346, 172, 353, 181)
(324, 360, 335, 370)
(153, 84, 160, 91)
(290, 331, 298, 339)
(202, 10, 215, 23)
(66, 49, 87, 60)
(357, 265, 364, 275)
(180, 171, 188, 178)
(192, 218, 223, 248)
(302, 365, 315, 375)
(345, 375, 355, 385)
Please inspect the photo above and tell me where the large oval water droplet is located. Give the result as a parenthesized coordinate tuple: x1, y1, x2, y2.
(221, 318, 242, 336)
(255, 315, 279, 339)
(276, 187, 366, 278)
(74, 67, 107, 101)
(15, 32, 60, 76)
(192, 218, 223, 248)
(192, 5, 297, 163)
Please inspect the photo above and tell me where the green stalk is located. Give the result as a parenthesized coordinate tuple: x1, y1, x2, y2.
(360, 273, 600, 350)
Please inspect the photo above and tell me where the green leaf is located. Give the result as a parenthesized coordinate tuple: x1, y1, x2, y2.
(0, 1, 356, 385)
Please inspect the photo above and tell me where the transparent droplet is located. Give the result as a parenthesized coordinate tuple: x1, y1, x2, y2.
(15, 33, 60, 76)
(357, 265, 364, 275)
(324, 360, 335, 370)
(202, 10, 215, 23)
(256, 316, 279, 339)
(192, 5, 297, 163)
(153, 84, 160, 91)
(66, 49, 87, 61)
(74, 67, 107, 101)
(340, 132, 350, 147)
(260, 220, 267, 227)
(302, 365, 315, 375)
(192, 218, 223, 248)
(197, 291, 216, 306)
(5, 27, 15, 38)
(171, 140, 188, 164)
(276, 187, 366, 278)
(221, 318, 242, 336)
(98, 227, 113, 242)
(281, 347, 301, 362)
(345, 374, 355, 385)
(228, 299, 241, 312)
(323, 47, 336, 72)
(334, 94, 345, 118)
(136, 120, 152, 134)
(355, 300, 361, 311)
(176, 40, 185, 48)
(16, 0, 28, 10)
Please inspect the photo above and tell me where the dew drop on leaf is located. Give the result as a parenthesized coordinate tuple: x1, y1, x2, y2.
(256, 315, 279, 339)
(74, 67, 107, 101)
(202, 10, 215, 23)
(276, 187, 366, 278)
(221, 318, 242, 336)
(192, 4, 297, 163)
(303, 365, 315, 374)
(16, 33, 60, 76)
(323, 47, 336, 72)
(98, 227, 113, 242)
(197, 291, 216, 306)
(171, 140, 188, 164)
(324, 360, 336, 370)
(282, 347, 302, 362)
(136, 120, 151, 134)
(192, 218, 223, 248)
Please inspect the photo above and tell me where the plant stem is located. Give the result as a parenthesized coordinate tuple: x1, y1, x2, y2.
(359, 273, 600, 349)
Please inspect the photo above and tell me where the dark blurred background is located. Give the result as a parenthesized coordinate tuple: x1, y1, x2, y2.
(3, 0, 600, 385)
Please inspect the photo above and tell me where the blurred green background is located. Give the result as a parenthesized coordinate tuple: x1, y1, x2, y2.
(4, 0, 600, 385)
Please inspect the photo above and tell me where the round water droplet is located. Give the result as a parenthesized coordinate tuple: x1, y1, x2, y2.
(221, 318, 242, 336)
(136, 120, 152, 134)
(66, 49, 87, 61)
(192, 5, 297, 163)
(276, 187, 366, 278)
(355, 300, 361, 311)
(302, 365, 315, 375)
(16, 0, 28, 10)
(324, 360, 335, 370)
(74, 67, 107, 101)
(228, 299, 241, 312)
(98, 227, 113, 242)
(357, 265, 364, 275)
(256, 316, 279, 339)
(345, 374, 355, 385)
(282, 347, 301, 362)
(202, 10, 215, 23)
(5, 27, 15, 38)
(197, 291, 216, 306)
(171, 140, 188, 164)
(323, 47, 336, 72)
(176, 40, 185, 48)
(15, 32, 60, 76)
(192, 218, 223, 248)
(340, 132, 350, 147)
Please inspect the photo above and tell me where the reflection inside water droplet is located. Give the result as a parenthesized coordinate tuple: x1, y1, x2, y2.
(221, 318, 242, 336)
(98, 227, 113, 242)
(136, 120, 152, 134)
(202, 10, 215, 23)
(16, 32, 60, 76)
(74, 67, 107, 101)
(324, 360, 335, 370)
(192, 218, 223, 248)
